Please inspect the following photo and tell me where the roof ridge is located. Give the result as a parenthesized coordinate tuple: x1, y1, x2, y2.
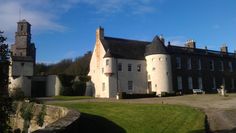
(104, 36, 150, 43)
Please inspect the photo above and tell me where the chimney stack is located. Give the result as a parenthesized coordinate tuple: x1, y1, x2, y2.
(220, 44, 228, 53)
(185, 40, 196, 48)
(159, 35, 165, 44)
(96, 26, 104, 40)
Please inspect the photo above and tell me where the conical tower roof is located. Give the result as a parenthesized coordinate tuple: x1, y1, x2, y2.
(145, 36, 168, 55)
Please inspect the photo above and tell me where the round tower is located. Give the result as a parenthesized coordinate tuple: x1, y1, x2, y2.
(145, 36, 173, 95)
(103, 49, 114, 76)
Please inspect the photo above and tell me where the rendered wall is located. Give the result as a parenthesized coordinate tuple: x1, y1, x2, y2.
(9, 76, 31, 96)
(146, 54, 173, 95)
(11, 61, 34, 77)
(46, 75, 61, 96)
(108, 59, 147, 97)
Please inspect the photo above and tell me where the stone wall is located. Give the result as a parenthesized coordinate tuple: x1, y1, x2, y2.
(10, 102, 80, 133)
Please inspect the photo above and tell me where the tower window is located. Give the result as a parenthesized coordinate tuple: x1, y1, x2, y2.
(20, 25, 23, 31)
(137, 64, 141, 72)
(106, 59, 109, 66)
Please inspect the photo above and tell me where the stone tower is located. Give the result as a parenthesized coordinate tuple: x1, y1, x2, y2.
(145, 36, 173, 95)
(9, 20, 36, 96)
(10, 19, 36, 77)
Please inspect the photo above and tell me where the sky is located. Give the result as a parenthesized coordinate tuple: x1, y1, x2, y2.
(0, 0, 236, 63)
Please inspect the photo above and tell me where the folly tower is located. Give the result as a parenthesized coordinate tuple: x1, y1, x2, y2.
(9, 20, 36, 96)
(145, 36, 173, 95)
(10, 19, 36, 77)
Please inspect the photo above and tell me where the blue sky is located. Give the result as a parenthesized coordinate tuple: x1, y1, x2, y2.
(0, 0, 236, 63)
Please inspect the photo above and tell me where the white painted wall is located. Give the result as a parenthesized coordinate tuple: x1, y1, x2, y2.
(146, 54, 173, 95)
(46, 75, 61, 96)
(11, 61, 34, 76)
(88, 35, 110, 98)
(9, 76, 31, 96)
(113, 59, 147, 95)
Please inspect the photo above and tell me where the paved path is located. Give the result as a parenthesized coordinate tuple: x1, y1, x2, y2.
(44, 94, 236, 133)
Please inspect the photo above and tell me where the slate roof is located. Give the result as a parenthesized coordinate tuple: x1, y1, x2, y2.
(145, 36, 167, 56)
(102, 36, 236, 59)
(103, 37, 149, 60)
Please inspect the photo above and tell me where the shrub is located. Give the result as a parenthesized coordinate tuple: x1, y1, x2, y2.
(10, 88, 25, 100)
(120, 92, 156, 99)
(72, 81, 86, 96)
(37, 104, 46, 127)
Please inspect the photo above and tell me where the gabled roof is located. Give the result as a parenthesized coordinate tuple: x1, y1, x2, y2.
(145, 36, 167, 56)
(103, 37, 149, 60)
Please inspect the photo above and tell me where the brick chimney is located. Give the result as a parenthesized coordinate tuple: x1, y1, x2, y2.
(96, 26, 104, 40)
(185, 40, 196, 48)
(220, 44, 228, 53)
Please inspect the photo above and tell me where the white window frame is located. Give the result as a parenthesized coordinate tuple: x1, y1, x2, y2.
(176, 57, 181, 69)
(188, 77, 193, 90)
(106, 59, 109, 66)
(128, 64, 132, 71)
(213, 77, 216, 90)
(198, 59, 202, 70)
(187, 58, 192, 70)
(220, 61, 224, 71)
(198, 77, 203, 90)
(210, 60, 214, 71)
(137, 64, 141, 72)
(118, 63, 122, 71)
(128, 81, 133, 91)
(102, 82, 105, 91)
(229, 61, 233, 72)
(177, 76, 182, 90)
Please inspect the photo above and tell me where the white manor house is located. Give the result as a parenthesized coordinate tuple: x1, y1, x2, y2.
(89, 27, 236, 98)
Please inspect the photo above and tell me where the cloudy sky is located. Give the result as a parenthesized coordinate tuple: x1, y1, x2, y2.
(0, 0, 236, 63)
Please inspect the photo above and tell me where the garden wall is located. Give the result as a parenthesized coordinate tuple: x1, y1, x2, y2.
(10, 102, 80, 133)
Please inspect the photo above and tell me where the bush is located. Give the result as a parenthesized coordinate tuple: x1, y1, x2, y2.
(72, 81, 86, 96)
(120, 92, 156, 99)
(10, 88, 25, 100)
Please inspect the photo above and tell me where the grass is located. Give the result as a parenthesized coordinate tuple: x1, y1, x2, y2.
(52, 102, 205, 133)
(52, 96, 93, 101)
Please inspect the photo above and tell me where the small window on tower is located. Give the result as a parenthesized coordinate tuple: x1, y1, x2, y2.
(21, 62, 24, 66)
(20, 25, 24, 31)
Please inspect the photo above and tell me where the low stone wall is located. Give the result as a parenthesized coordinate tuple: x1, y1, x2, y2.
(10, 102, 80, 133)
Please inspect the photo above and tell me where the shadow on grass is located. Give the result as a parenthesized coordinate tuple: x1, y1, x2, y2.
(77, 113, 126, 133)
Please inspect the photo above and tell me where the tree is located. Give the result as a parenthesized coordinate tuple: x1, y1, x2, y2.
(0, 31, 13, 132)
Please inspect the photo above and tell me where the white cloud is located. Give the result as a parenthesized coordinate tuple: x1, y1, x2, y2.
(0, 0, 162, 41)
(0, 0, 68, 41)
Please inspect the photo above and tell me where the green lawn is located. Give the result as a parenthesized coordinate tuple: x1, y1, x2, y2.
(52, 102, 205, 133)
(52, 96, 93, 101)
